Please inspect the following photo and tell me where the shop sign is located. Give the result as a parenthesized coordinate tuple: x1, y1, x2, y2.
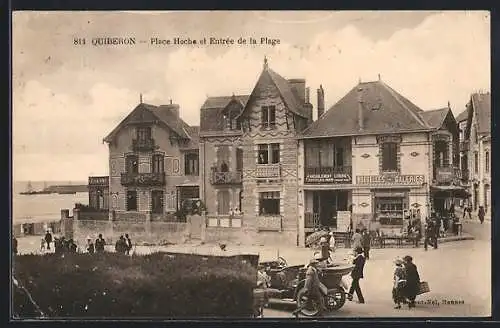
(356, 175, 425, 186)
(305, 173, 352, 184)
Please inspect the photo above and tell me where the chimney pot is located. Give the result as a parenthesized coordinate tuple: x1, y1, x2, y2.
(305, 87, 310, 104)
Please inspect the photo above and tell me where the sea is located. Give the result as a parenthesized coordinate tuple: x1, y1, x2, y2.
(12, 181, 89, 224)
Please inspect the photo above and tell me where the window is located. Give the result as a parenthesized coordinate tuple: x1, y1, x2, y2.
(381, 142, 398, 172)
(126, 190, 137, 211)
(125, 155, 139, 174)
(334, 147, 344, 167)
(217, 190, 230, 215)
(239, 191, 243, 212)
(152, 154, 164, 173)
(271, 143, 280, 164)
(165, 191, 177, 211)
(259, 191, 280, 215)
(151, 190, 164, 214)
(474, 152, 479, 174)
(236, 148, 243, 171)
(257, 143, 280, 164)
(137, 127, 151, 141)
(261, 105, 276, 128)
(185, 153, 199, 176)
(485, 151, 490, 173)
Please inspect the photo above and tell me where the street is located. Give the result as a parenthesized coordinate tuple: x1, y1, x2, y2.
(263, 221, 491, 318)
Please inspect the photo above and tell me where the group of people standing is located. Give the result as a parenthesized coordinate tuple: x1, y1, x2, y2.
(392, 255, 421, 309)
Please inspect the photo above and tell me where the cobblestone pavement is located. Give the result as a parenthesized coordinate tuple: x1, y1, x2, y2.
(263, 221, 491, 318)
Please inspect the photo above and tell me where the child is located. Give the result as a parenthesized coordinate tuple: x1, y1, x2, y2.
(40, 237, 46, 253)
(392, 257, 407, 309)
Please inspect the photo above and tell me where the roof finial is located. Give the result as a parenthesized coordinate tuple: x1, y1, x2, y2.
(378, 73, 381, 81)
(263, 56, 268, 69)
(170, 99, 172, 105)
(447, 101, 450, 108)
(358, 77, 362, 84)
(140, 93, 143, 103)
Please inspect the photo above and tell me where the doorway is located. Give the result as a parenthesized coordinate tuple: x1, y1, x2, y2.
(312, 190, 349, 228)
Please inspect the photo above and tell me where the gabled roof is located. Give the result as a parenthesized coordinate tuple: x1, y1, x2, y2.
(238, 65, 309, 119)
(302, 80, 430, 138)
(183, 126, 200, 149)
(200, 95, 249, 132)
(420, 107, 449, 129)
(471, 92, 491, 134)
(104, 103, 192, 143)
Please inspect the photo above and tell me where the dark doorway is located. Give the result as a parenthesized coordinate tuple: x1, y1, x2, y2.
(313, 190, 349, 228)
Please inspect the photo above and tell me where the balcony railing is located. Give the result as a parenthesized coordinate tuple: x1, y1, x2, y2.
(304, 212, 320, 229)
(256, 215, 282, 231)
(255, 164, 281, 179)
(459, 141, 470, 152)
(210, 171, 243, 185)
(88, 176, 109, 186)
(434, 166, 461, 184)
(132, 138, 155, 152)
(304, 166, 352, 184)
(206, 215, 242, 228)
(120, 172, 166, 186)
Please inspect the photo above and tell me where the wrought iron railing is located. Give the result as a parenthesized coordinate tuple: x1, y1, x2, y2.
(120, 172, 166, 186)
(255, 164, 281, 178)
(210, 171, 243, 185)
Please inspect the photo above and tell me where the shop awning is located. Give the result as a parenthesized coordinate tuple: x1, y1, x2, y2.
(176, 182, 199, 187)
(431, 185, 470, 198)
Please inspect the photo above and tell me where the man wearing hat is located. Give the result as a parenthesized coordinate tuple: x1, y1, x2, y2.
(347, 247, 366, 303)
(292, 253, 327, 317)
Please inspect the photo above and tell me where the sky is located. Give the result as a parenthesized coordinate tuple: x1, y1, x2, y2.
(12, 11, 490, 182)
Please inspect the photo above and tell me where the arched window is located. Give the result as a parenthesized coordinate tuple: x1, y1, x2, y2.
(485, 151, 490, 173)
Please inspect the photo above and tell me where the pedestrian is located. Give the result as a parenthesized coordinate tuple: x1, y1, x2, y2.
(413, 219, 422, 248)
(69, 239, 77, 253)
(44, 230, 53, 250)
(361, 229, 371, 260)
(95, 234, 106, 253)
(351, 229, 363, 251)
(292, 254, 327, 317)
(347, 246, 366, 304)
(319, 236, 332, 262)
(86, 237, 95, 254)
(115, 235, 127, 254)
(40, 237, 46, 252)
(125, 233, 133, 255)
(478, 206, 485, 224)
(392, 257, 407, 309)
(403, 255, 420, 309)
(424, 217, 435, 251)
(12, 237, 18, 255)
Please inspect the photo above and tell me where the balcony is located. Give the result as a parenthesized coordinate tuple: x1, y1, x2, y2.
(304, 166, 352, 184)
(210, 171, 243, 185)
(255, 163, 281, 179)
(132, 138, 156, 152)
(434, 166, 461, 185)
(256, 215, 282, 231)
(120, 172, 166, 187)
(206, 215, 242, 228)
(459, 141, 470, 152)
(88, 176, 109, 186)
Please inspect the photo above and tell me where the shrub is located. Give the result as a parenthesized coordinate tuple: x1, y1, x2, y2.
(12, 252, 258, 318)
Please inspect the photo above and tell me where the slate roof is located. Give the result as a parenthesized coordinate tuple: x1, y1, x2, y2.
(302, 80, 431, 138)
(265, 68, 309, 118)
(104, 103, 194, 143)
(471, 92, 491, 135)
(200, 95, 249, 132)
(456, 109, 469, 122)
(183, 126, 200, 149)
(420, 108, 449, 129)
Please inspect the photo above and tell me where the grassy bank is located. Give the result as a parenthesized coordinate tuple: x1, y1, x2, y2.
(13, 252, 258, 318)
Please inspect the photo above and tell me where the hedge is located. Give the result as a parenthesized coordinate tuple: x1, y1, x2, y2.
(12, 252, 258, 318)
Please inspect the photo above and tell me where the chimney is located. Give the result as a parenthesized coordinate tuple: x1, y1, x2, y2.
(357, 87, 364, 130)
(288, 79, 306, 104)
(305, 87, 310, 104)
(159, 103, 180, 118)
(317, 85, 325, 119)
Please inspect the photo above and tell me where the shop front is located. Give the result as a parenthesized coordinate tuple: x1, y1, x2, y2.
(304, 190, 351, 230)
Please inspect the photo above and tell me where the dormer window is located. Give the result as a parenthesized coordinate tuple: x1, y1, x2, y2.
(137, 127, 151, 141)
(261, 105, 276, 128)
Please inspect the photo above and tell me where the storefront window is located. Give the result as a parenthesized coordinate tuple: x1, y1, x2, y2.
(375, 197, 406, 226)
